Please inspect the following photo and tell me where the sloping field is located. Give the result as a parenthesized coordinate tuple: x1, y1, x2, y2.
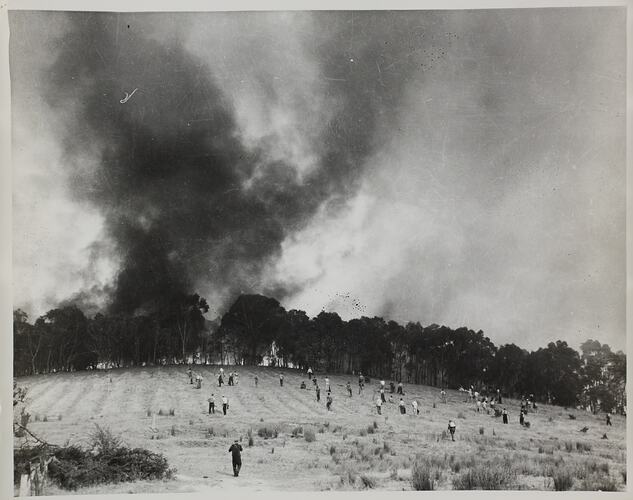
(15, 366, 626, 493)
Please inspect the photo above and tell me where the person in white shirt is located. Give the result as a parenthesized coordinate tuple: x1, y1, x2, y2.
(222, 396, 229, 415)
(448, 419, 456, 441)
(411, 400, 419, 415)
(376, 397, 382, 415)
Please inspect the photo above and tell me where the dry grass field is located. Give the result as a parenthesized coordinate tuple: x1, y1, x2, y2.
(14, 365, 627, 494)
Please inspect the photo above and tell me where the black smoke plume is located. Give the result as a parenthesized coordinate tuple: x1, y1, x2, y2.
(42, 11, 438, 315)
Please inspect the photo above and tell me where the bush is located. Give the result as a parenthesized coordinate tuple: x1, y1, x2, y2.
(583, 475, 618, 491)
(257, 426, 278, 439)
(33, 438, 174, 491)
(90, 424, 122, 454)
(373, 421, 378, 429)
(576, 441, 591, 453)
(452, 465, 514, 490)
(411, 461, 435, 490)
(168, 408, 175, 416)
(564, 441, 574, 452)
(551, 467, 574, 491)
(359, 428, 367, 437)
(367, 425, 375, 434)
(304, 428, 316, 442)
(479, 427, 484, 435)
(158, 409, 165, 416)
(329, 445, 336, 455)
(291, 426, 303, 438)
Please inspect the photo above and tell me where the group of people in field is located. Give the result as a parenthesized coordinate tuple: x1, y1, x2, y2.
(182, 365, 614, 479)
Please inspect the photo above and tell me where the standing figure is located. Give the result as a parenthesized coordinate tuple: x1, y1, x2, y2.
(440, 389, 447, 403)
(325, 377, 330, 392)
(218, 374, 224, 387)
(376, 397, 382, 415)
(390, 381, 396, 394)
(448, 420, 457, 441)
(358, 373, 365, 394)
(397, 382, 404, 395)
(228, 440, 243, 477)
(496, 389, 502, 404)
(502, 408, 508, 424)
(380, 387, 386, 403)
(307, 367, 313, 379)
(279, 373, 284, 387)
(222, 395, 229, 415)
(228, 372, 234, 386)
(411, 400, 419, 415)
(346, 381, 352, 397)
(208, 394, 216, 414)
(196, 373, 203, 389)
(316, 385, 321, 402)
(519, 410, 525, 426)
(606, 413, 612, 426)
(187, 366, 193, 384)
(254, 375, 258, 387)
(399, 398, 406, 414)
(326, 392, 333, 411)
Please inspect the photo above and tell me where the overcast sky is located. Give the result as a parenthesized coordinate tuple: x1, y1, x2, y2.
(10, 8, 626, 351)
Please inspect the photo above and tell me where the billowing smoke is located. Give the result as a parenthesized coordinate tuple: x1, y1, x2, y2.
(40, 11, 437, 315)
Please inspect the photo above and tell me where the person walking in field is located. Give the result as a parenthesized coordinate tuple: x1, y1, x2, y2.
(218, 374, 224, 387)
(228, 440, 243, 477)
(300, 380, 306, 389)
(376, 397, 383, 415)
(502, 408, 508, 424)
(399, 398, 406, 414)
(397, 381, 404, 395)
(208, 394, 216, 414)
(496, 389, 502, 404)
(254, 375, 258, 387)
(196, 373, 203, 389)
(307, 367, 313, 379)
(316, 385, 321, 402)
(279, 373, 284, 387)
(358, 373, 365, 394)
(519, 410, 525, 426)
(411, 399, 419, 415)
(228, 372, 234, 386)
(476, 399, 481, 413)
(234, 372, 239, 385)
(222, 396, 229, 415)
(346, 381, 352, 397)
(448, 419, 457, 441)
(440, 389, 447, 403)
(606, 413, 612, 426)
(325, 377, 330, 392)
(380, 387, 386, 403)
(187, 366, 193, 384)
(326, 392, 333, 411)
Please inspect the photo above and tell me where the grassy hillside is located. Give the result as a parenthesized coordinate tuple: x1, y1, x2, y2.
(14, 365, 626, 493)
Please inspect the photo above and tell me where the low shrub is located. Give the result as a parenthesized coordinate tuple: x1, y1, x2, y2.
(257, 426, 278, 439)
(411, 461, 434, 490)
(304, 428, 316, 442)
(452, 464, 514, 490)
(373, 421, 378, 429)
(367, 425, 375, 434)
(582, 475, 618, 491)
(291, 426, 303, 438)
(564, 441, 574, 452)
(170, 425, 176, 436)
(550, 467, 574, 491)
(479, 427, 484, 435)
(329, 445, 336, 455)
(359, 474, 376, 489)
(359, 428, 367, 437)
(168, 408, 175, 416)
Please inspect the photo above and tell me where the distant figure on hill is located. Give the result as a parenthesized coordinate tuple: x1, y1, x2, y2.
(411, 400, 419, 415)
(448, 420, 456, 441)
(397, 382, 404, 395)
(316, 385, 321, 402)
(399, 398, 406, 414)
(325, 377, 330, 392)
(196, 373, 203, 389)
(222, 396, 229, 415)
(307, 367, 313, 379)
(279, 374, 284, 387)
(228, 440, 243, 477)
(390, 381, 396, 394)
(300, 381, 306, 389)
(326, 392, 333, 411)
(376, 397, 382, 415)
(208, 394, 215, 414)
(187, 366, 193, 384)
(346, 382, 352, 397)
(502, 408, 508, 424)
(380, 387, 386, 403)
(218, 374, 224, 387)
(254, 375, 258, 387)
(606, 413, 612, 426)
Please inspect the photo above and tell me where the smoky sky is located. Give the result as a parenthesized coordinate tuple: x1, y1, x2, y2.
(11, 9, 626, 350)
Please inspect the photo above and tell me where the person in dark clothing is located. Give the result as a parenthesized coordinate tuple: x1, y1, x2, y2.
(254, 375, 258, 387)
(519, 410, 525, 426)
(300, 381, 306, 389)
(229, 440, 243, 477)
(346, 381, 352, 397)
(316, 385, 321, 402)
(389, 381, 395, 394)
(187, 367, 193, 384)
(228, 372, 234, 386)
(218, 374, 224, 387)
(502, 408, 508, 424)
(222, 396, 229, 415)
(208, 394, 215, 414)
(448, 420, 456, 441)
(326, 392, 333, 411)
(279, 374, 284, 387)
(380, 388, 386, 403)
(397, 382, 404, 395)
(606, 413, 612, 426)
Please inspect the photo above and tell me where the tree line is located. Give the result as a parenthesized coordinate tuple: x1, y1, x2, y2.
(13, 293, 626, 412)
